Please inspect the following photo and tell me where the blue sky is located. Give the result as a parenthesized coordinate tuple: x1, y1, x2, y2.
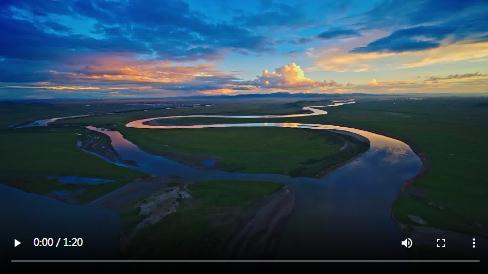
(0, 0, 487, 99)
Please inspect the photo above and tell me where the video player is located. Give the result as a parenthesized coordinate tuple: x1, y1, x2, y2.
(1, 0, 486, 271)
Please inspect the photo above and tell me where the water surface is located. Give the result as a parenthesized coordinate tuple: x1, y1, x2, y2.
(89, 101, 422, 258)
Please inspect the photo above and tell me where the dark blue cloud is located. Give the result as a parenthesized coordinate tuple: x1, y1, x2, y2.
(317, 28, 360, 40)
(0, 14, 147, 61)
(0, 0, 268, 62)
(363, 0, 487, 27)
(0, 0, 272, 84)
(352, 26, 451, 53)
(233, 3, 311, 28)
(353, 0, 488, 53)
(43, 21, 71, 33)
(402, 0, 487, 27)
(0, 0, 71, 16)
(0, 59, 51, 82)
(75, 0, 269, 57)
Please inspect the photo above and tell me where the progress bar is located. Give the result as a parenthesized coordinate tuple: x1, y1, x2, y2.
(11, 259, 481, 263)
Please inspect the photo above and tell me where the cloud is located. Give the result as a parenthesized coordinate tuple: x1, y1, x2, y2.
(1, 84, 102, 91)
(1, 0, 487, 98)
(401, 42, 488, 68)
(0, 58, 52, 83)
(368, 79, 379, 86)
(317, 28, 360, 40)
(233, 3, 311, 28)
(425, 72, 486, 82)
(0, 13, 146, 61)
(313, 41, 488, 71)
(352, 26, 450, 53)
(0, 52, 245, 96)
(341, 75, 488, 94)
(251, 63, 339, 91)
(354, 0, 488, 53)
(312, 48, 395, 72)
(199, 88, 239, 96)
(0, 0, 271, 97)
(0, 0, 268, 62)
(363, 0, 488, 30)
(59, 55, 236, 85)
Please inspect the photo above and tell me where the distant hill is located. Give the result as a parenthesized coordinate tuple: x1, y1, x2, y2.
(182, 92, 374, 100)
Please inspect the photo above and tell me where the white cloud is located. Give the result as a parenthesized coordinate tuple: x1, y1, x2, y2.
(252, 63, 339, 90)
(311, 42, 488, 72)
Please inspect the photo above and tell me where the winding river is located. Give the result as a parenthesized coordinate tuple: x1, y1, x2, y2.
(85, 99, 422, 259)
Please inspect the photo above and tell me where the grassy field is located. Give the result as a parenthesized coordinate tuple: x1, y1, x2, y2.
(56, 100, 368, 177)
(119, 96, 485, 237)
(121, 127, 368, 177)
(0, 99, 365, 203)
(57, 100, 302, 128)
(0, 127, 145, 201)
(0, 99, 358, 203)
(126, 180, 282, 258)
(3, 96, 487, 239)
(0, 103, 146, 202)
(286, 96, 488, 237)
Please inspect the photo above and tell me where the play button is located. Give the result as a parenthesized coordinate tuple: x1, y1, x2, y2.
(14, 239, 21, 247)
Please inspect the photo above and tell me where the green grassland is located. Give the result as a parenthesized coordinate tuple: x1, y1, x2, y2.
(126, 180, 282, 258)
(0, 127, 144, 201)
(287, 97, 488, 237)
(3, 96, 487, 239)
(0, 100, 365, 202)
(55, 100, 369, 177)
(121, 127, 368, 177)
(116, 96, 485, 237)
(57, 100, 302, 128)
(0, 102, 84, 128)
(0, 104, 146, 202)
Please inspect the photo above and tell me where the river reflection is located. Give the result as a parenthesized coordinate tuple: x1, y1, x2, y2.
(16, 114, 89, 128)
(85, 101, 422, 259)
(125, 100, 354, 128)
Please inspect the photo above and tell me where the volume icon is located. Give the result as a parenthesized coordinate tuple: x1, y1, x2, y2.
(401, 238, 413, 248)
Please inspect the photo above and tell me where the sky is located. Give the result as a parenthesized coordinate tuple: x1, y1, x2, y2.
(0, 0, 487, 99)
